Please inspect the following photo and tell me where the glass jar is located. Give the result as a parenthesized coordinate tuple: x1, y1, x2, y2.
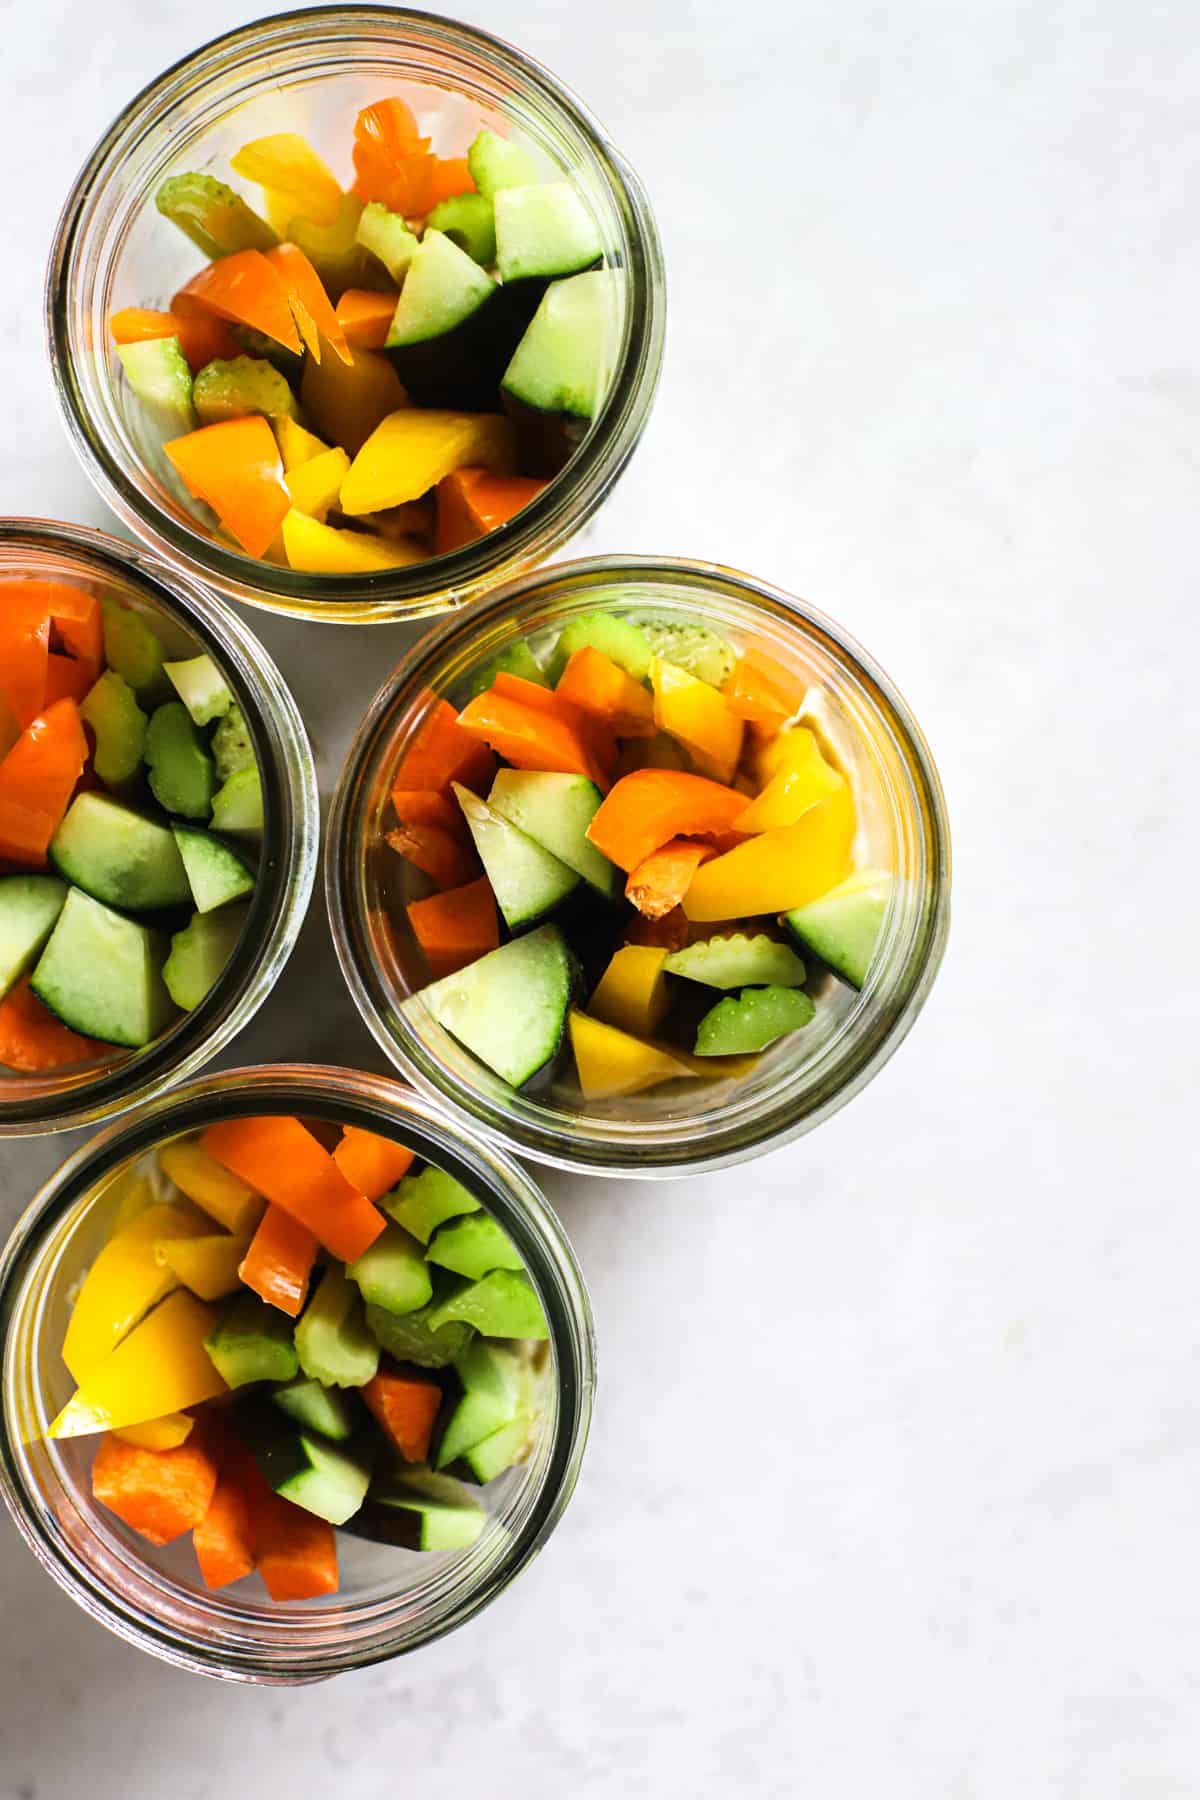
(327, 555, 952, 1176)
(46, 7, 665, 625)
(0, 1063, 594, 1682)
(0, 519, 318, 1135)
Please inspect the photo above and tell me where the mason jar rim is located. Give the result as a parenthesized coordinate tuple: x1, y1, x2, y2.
(0, 517, 319, 1135)
(0, 1063, 595, 1682)
(325, 553, 953, 1176)
(45, 5, 666, 625)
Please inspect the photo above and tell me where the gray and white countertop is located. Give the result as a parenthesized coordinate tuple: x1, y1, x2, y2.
(2, 0, 1197, 1792)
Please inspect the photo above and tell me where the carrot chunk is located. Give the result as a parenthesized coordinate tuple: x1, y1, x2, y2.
(92, 1431, 219, 1547)
(406, 875, 500, 978)
(333, 1126, 415, 1202)
(391, 787, 470, 841)
(253, 1489, 339, 1601)
(385, 821, 479, 889)
(361, 1362, 443, 1462)
(238, 1203, 318, 1318)
(0, 977, 106, 1072)
(0, 698, 88, 867)
(193, 1451, 257, 1590)
(203, 1115, 386, 1263)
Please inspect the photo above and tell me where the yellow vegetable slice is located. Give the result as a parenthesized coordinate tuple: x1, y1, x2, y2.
(281, 510, 427, 573)
(230, 133, 343, 228)
(285, 446, 352, 521)
(682, 783, 856, 922)
(340, 410, 517, 514)
(587, 946, 670, 1039)
(272, 416, 330, 473)
(156, 1234, 252, 1303)
(158, 1138, 264, 1236)
(50, 1290, 226, 1438)
(734, 728, 842, 832)
(568, 1009, 698, 1100)
(62, 1202, 210, 1384)
(650, 658, 744, 785)
(112, 1413, 195, 1451)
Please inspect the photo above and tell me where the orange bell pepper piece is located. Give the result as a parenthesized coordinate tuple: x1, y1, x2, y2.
(174, 249, 304, 356)
(38, 581, 103, 677)
(434, 467, 548, 553)
(489, 671, 617, 778)
(393, 695, 496, 796)
(457, 688, 612, 791)
(585, 769, 749, 873)
(42, 654, 93, 706)
(264, 243, 352, 365)
(352, 97, 431, 212)
(238, 1203, 318, 1318)
(428, 157, 476, 205)
(391, 787, 470, 840)
(0, 586, 50, 728)
(0, 977, 106, 1072)
(165, 416, 291, 560)
(625, 838, 713, 918)
(110, 306, 242, 373)
(722, 646, 812, 727)
(0, 698, 88, 867)
(385, 820, 480, 889)
(334, 287, 399, 351)
(556, 646, 656, 738)
(332, 1127, 415, 1202)
(204, 1116, 386, 1264)
(407, 874, 500, 979)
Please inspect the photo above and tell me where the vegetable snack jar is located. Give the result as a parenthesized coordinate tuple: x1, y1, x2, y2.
(327, 557, 951, 1176)
(48, 9, 664, 624)
(0, 520, 317, 1135)
(0, 1066, 593, 1681)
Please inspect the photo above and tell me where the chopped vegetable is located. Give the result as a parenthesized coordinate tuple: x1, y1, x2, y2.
(682, 783, 856, 921)
(0, 699, 89, 868)
(587, 945, 670, 1039)
(203, 1115, 386, 1262)
(625, 838, 712, 919)
(165, 416, 290, 559)
(568, 1008, 696, 1099)
(406, 875, 499, 979)
(62, 1199, 207, 1381)
(92, 1431, 219, 1546)
(50, 1290, 227, 1438)
(0, 976, 104, 1072)
(585, 768, 747, 874)
(361, 1363, 442, 1462)
(238, 1202, 318, 1318)
(332, 1126, 415, 1201)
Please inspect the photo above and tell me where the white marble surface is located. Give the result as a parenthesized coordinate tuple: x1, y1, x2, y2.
(1, 0, 1198, 1791)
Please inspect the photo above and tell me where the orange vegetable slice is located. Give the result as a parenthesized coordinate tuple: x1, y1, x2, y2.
(585, 769, 749, 873)
(352, 97, 432, 212)
(0, 977, 106, 1072)
(332, 1127, 415, 1202)
(391, 787, 471, 841)
(334, 287, 399, 351)
(0, 698, 88, 867)
(457, 688, 612, 791)
(0, 585, 50, 728)
(165, 416, 291, 560)
(204, 1116, 385, 1264)
(556, 645, 656, 738)
(92, 1432, 219, 1547)
(110, 307, 243, 374)
(238, 1203, 318, 1319)
(393, 695, 496, 796)
(625, 838, 713, 918)
(362, 1363, 444, 1462)
(427, 157, 476, 206)
(385, 821, 479, 889)
(174, 248, 304, 356)
(406, 875, 500, 979)
(264, 242, 352, 365)
(193, 1450, 256, 1590)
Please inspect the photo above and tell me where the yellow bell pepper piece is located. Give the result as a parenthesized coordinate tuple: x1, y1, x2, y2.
(682, 782, 856, 921)
(281, 509, 427, 573)
(301, 345, 408, 459)
(113, 1413, 195, 1451)
(650, 659, 744, 785)
(340, 410, 518, 514)
(734, 728, 843, 832)
(230, 133, 343, 228)
(62, 1202, 210, 1384)
(50, 1290, 227, 1438)
(588, 946, 670, 1039)
(569, 1009, 699, 1099)
(156, 1233, 252, 1303)
(158, 1138, 264, 1236)
(285, 446, 352, 522)
(273, 416, 330, 473)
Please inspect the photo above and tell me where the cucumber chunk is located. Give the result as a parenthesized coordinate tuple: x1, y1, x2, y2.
(0, 875, 68, 1000)
(384, 230, 507, 409)
(50, 793, 191, 913)
(204, 1292, 299, 1388)
(116, 338, 196, 433)
(453, 784, 578, 930)
(386, 230, 496, 346)
(465, 638, 545, 698)
(487, 769, 617, 898)
(346, 1221, 433, 1315)
(381, 1167, 480, 1246)
(145, 702, 216, 819)
(502, 269, 616, 419)
(365, 1291, 476, 1370)
(162, 903, 249, 1010)
(210, 768, 264, 839)
(100, 602, 169, 704)
(636, 620, 736, 688)
(295, 1265, 380, 1389)
(494, 182, 602, 282)
(212, 704, 256, 781)
(193, 355, 300, 427)
(544, 611, 653, 684)
(467, 128, 539, 199)
(355, 201, 419, 282)
(782, 870, 893, 990)
(411, 924, 576, 1089)
(154, 172, 278, 259)
(435, 1340, 527, 1470)
(425, 1270, 548, 1340)
(663, 933, 807, 990)
(426, 1214, 523, 1283)
(171, 827, 254, 914)
(272, 1376, 358, 1443)
(30, 892, 175, 1047)
(693, 984, 817, 1056)
(426, 193, 496, 266)
(80, 671, 147, 791)
(363, 1468, 486, 1551)
(250, 1417, 372, 1525)
(461, 1414, 536, 1485)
